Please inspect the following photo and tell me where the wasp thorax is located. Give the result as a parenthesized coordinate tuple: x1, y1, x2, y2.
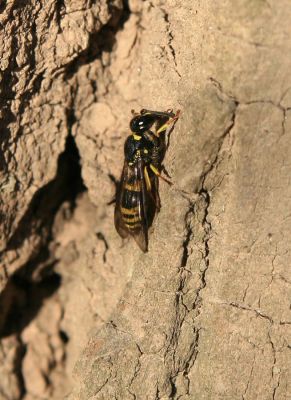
(130, 114, 156, 134)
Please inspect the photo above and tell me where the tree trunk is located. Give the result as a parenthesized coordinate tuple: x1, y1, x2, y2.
(1, 1, 290, 399)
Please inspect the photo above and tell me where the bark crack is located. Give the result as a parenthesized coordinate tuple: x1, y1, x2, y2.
(225, 302, 273, 323)
(269, 331, 281, 400)
(161, 9, 181, 78)
(164, 200, 199, 396)
(127, 344, 143, 400)
(165, 84, 239, 397)
(96, 232, 110, 263)
(210, 77, 289, 143)
(242, 354, 256, 400)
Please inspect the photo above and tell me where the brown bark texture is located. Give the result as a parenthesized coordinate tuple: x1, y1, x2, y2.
(0, 0, 291, 399)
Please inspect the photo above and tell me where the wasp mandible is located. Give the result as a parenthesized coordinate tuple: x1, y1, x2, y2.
(114, 108, 180, 252)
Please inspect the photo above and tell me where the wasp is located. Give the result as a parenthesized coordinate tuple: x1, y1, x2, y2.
(114, 108, 180, 252)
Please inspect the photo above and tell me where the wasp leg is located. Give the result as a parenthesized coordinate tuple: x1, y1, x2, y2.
(107, 196, 116, 205)
(156, 110, 181, 136)
(155, 177, 161, 211)
(161, 165, 172, 179)
(149, 164, 172, 185)
(144, 166, 152, 191)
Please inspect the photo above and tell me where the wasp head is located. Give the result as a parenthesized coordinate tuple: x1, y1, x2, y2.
(130, 114, 157, 135)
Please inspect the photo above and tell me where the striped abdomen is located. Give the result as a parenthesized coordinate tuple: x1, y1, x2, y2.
(121, 181, 142, 231)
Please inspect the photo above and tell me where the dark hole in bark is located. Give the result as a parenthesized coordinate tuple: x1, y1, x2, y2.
(59, 329, 69, 344)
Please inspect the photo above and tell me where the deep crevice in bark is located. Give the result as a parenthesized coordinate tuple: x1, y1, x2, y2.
(14, 335, 27, 400)
(0, 2, 133, 396)
(2, 133, 85, 257)
(170, 193, 211, 398)
(0, 132, 85, 397)
(0, 130, 85, 331)
(168, 114, 231, 396)
(64, 0, 130, 79)
(0, 268, 62, 338)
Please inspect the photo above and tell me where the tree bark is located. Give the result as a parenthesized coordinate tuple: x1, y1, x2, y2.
(0, 1, 290, 399)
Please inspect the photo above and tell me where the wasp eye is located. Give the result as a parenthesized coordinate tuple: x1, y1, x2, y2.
(130, 114, 156, 134)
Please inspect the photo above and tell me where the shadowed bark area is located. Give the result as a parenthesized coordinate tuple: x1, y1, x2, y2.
(0, 0, 291, 399)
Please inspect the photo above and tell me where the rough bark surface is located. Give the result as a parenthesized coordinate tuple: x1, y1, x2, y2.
(0, 0, 290, 399)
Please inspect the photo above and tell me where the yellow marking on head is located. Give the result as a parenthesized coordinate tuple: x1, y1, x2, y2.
(124, 181, 141, 191)
(143, 149, 148, 154)
(128, 162, 133, 166)
(133, 134, 142, 141)
(121, 206, 139, 215)
(144, 166, 151, 191)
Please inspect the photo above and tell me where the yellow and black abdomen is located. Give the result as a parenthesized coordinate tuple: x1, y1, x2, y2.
(120, 182, 143, 231)
(114, 157, 156, 252)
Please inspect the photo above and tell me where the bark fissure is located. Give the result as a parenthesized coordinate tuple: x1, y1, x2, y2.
(242, 354, 256, 400)
(226, 302, 273, 323)
(0, 2, 133, 394)
(166, 93, 239, 396)
(64, 3, 130, 80)
(161, 8, 181, 78)
(181, 204, 195, 269)
(0, 132, 83, 398)
(1, 133, 85, 260)
(96, 232, 110, 263)
(14, 335, 27, 400)
(127, 345, 143, 400)
(269, 331, 281, 400)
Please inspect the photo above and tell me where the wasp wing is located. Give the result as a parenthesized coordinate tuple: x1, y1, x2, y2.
(147, 168, 160, 215)
(132, 160, 160, 251)
(114, 160, 152, 252)
(135, 159, 149, 252)
(114, 163, 130, 240)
